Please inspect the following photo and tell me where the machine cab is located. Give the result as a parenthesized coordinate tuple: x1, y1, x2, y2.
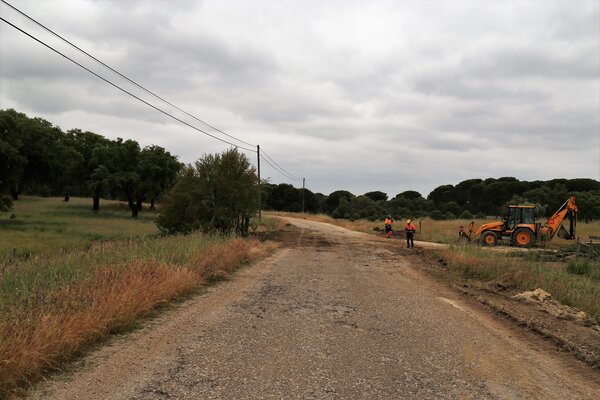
(503, 205, 535, 233)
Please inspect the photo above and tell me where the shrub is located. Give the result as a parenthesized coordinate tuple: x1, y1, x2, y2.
(459, 210, 474, 219)
(429, 210, 444, 220)
(37, 185, 51, 197)
(158, 149, 258, 236)
(444, 212, 457, 220)
(0, 195, 12, 212)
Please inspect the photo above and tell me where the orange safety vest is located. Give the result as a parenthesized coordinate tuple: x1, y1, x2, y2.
(405, 223, 416, 232)
(385, 218, 392, 225)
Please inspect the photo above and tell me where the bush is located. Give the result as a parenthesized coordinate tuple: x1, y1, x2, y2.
(158, 149, 258, 236)
(429, 210, 444, 220)
(37, 185, 51, 197)
(459, 210, 474, 219)
(444, 212, 457, 220)
(0, 195, 12, 212)
(475, 211, 486, 219)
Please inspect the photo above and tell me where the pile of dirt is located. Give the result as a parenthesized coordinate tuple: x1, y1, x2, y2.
(513, 288, 588, 322)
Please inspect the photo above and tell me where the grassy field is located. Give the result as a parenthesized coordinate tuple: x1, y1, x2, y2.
(0, 197, 283, 396)
(0, 196, 159, 257)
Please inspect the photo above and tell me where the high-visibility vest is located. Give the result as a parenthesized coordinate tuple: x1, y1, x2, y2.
(385, 218, 392, 225)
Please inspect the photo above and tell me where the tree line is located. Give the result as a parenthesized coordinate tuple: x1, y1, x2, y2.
(0, 108, 182, 217)
(262, 177, 600, 222)
(2, 108, 598, 227)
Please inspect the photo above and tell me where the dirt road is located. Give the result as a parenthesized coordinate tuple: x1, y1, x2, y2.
(30, 218, 599, 399)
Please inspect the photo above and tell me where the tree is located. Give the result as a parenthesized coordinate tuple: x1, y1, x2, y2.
(363, 191, 388, 202)
(158, 148, 258, 235)
(396, 190, 423, 200)
(324, 190, 354, 215)
(111, 139, 142, 217)
(138, 145, 182, 210)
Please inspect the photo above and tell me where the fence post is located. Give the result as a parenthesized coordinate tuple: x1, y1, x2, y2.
(576, 237, 579, 260)
(419, 219, 422, 237)
(11, 248, 16, 264)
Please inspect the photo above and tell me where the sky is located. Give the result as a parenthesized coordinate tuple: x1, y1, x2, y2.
(0, 0, 599, 197)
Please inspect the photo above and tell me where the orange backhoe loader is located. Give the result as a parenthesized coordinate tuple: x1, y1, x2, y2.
(465, 196, 578, 247)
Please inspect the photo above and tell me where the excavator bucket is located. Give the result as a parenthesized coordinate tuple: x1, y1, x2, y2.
(557, 225, 571, 239)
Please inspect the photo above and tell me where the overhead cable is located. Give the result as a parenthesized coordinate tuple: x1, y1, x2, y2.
(260, 154, 302, 182)
(0, 17, 255, 152)
(0, 0, 256, 149)
(260, 148, 302, 181)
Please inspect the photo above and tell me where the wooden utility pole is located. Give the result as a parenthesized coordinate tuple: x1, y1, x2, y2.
(257, 145, 261, 223)
(302, 177, 305, 213)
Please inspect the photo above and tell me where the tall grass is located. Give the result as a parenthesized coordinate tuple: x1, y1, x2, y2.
(0, 196, 158, 257)
(441, 246, 600, 322)
(0, 231, 278, 396)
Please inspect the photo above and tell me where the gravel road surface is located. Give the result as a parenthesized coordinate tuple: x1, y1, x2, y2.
(30, 218, 600, 399)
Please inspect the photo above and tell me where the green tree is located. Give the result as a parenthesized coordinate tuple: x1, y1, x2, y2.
(325, 190, 354, 215)
(138, 145, 182, 210)
(363, 191, 388, 202)
(158, 148, 258, 235)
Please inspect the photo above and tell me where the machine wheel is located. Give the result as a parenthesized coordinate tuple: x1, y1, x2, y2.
(481, 231, 498, 246)
(513, 229, 533, 247)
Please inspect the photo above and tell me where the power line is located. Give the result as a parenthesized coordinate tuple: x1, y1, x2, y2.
(259, 154, 302, 182)
(0, 7, 304, 184)
(260, 149, 302, 181)
(0, 16, 255, 152)
(0, 0, 256, 149)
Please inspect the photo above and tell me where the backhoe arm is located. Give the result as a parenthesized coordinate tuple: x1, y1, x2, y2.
(544, 196, 577, 240)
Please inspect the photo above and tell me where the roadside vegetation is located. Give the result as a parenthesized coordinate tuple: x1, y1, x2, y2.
(439, 246, 600, 322)
(0, 214, 280, 396)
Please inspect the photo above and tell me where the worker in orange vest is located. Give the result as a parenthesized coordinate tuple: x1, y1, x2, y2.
(384, 215, 393, 238)
(405, 219, 416, 248)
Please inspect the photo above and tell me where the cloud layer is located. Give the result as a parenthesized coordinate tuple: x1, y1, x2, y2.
(1, 0, 598, 196)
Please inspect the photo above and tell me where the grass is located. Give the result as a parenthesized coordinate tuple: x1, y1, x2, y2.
(0, 196, 159, 257)
(439, 245, 600, 323)
(0, 197, 282, 397)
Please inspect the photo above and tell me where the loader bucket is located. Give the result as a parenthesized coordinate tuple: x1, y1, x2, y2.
(557, 225, 571, 239)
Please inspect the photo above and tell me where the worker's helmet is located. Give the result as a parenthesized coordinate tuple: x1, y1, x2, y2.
(407, 219, 411, 224)
(387, 215, 392, 219)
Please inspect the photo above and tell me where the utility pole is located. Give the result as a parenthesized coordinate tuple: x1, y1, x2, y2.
(302, 177, 305, 214)
(257, 145, 261, 223)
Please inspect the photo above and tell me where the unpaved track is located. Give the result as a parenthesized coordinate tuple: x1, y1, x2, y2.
(30, 218, 599, 399)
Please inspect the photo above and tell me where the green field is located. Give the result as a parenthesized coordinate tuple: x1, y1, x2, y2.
(0, 196, 159, 257)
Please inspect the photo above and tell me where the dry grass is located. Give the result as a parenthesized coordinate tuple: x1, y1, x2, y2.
(272, 212, 600, 247)
(439, 246, 600, 323)
(0, 232, 278, 397)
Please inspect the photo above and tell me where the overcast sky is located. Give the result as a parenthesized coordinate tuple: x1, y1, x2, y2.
(1, 0, 598, 197)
